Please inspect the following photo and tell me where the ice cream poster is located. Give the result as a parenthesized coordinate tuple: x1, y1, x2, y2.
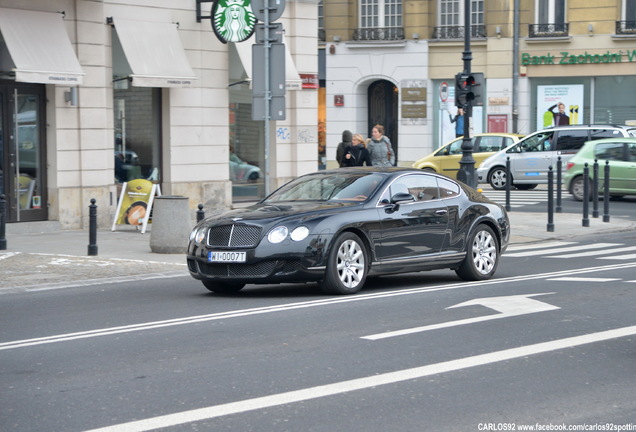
(112, 179, 161, 233)
(537, 85, 584, 130)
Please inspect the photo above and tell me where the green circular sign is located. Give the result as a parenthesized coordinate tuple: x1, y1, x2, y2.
(212, 0, 257, 44)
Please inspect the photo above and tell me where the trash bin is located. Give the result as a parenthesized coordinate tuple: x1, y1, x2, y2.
(149, 195, 192, 254)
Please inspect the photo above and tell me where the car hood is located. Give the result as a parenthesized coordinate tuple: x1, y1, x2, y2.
(201, 201, 359, 226)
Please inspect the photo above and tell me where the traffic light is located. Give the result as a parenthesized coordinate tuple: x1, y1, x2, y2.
(455, 73, 470, 107)
(455, 72, 483, 107)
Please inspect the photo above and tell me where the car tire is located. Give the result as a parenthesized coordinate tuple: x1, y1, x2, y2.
(455, 224, 499, 281)
(569, 175, 592, 201)
(202, 280, 245, 293)
(488, 167, 508, 190)
(515, 184, 537, 190)
(319, 232, 368, 295)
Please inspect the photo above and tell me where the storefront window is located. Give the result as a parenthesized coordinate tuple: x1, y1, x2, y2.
(113, 87, 161, 183)
(229, 44, 265, 201)
(531, 76, 636, 129)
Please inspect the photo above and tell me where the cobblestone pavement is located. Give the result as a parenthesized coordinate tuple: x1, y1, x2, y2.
(0, 251, 187, 291)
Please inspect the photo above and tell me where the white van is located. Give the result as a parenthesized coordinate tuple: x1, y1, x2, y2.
(476, 125, 636, 190)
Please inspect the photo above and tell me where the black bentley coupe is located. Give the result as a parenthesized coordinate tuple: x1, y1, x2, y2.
(187, 167, 510, 295)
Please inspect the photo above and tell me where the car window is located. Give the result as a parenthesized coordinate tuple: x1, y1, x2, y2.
(437, 177, 461, 198)
(447, 139, 467, 155)
(519, 132, 554, 152)
(628, 143, 636, 161)
(267, 173, 384, 202)
(477, 136, 503, 152)
(555, 129, 588, 152)
(502, 136, 515, 148)
(594, 142, 625, 162)
(627, 129, 636, 138)
(390, 174, 440, 201)
(590, 129, 622, 140)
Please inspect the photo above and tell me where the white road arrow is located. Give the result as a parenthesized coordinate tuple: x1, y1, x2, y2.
(362, 293, 560, 341)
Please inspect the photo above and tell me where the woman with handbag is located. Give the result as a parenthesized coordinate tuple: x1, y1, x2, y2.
(368, 124, 395, 167)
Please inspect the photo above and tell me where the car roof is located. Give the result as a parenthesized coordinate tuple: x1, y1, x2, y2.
(584, 137, 636, 144)
(543, 124, 636, 131)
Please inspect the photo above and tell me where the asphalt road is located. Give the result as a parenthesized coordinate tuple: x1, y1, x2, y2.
(2, 231, 636, 431)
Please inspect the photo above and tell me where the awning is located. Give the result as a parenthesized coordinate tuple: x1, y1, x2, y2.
(110, 18, 196, 88)
(234, 41, 302, 91)
(0, 8, 84, 85)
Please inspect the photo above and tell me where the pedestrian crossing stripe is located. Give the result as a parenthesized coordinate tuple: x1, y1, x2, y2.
(505, 242, 620, 258)
(504, 242, 636, 261)
(547, 246, 636, 259)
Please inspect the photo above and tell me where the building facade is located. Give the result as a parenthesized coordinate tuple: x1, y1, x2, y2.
(321, 0, 636, 168)
(0, 0, 318, 229)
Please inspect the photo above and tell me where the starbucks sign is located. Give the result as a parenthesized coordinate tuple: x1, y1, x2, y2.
(212, 0, 257, 44)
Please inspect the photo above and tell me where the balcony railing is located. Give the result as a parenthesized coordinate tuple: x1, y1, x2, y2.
(432, 25, 486, 40)
(616, 21, 636, 35)
(528, 23, 569, 38)
(352, 27, 405, 41)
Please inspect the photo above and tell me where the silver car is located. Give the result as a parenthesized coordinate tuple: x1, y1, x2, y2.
(477, 125, 636, 190)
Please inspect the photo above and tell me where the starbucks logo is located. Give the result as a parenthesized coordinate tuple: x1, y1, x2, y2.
(212, 0, 257, 44)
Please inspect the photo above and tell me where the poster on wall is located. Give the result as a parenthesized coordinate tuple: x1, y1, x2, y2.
(439, 85, 483, 147)
(111, 179, 161, 234)
(537, 85, 584, 130)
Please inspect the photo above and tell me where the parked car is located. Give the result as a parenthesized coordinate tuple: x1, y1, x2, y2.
(187, 167, 510, 295)
(230, 153, 261, 182)
(564, 137, 636, 201)
(477, 125, 636, 190)
(412, 133, 523, 180)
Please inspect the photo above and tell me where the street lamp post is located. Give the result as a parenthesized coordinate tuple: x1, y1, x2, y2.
(457, 0, 477, 188)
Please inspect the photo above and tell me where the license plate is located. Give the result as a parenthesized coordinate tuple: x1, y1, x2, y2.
(208, 251, 247, 263)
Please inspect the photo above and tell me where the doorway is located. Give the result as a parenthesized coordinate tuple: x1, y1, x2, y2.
(0, 83, 47, 222)
(368, 80, 399, 163)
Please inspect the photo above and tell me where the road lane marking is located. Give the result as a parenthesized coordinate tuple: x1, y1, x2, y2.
(3, 261, 636, 351)
(599, 253, 636, 260)
(362, 293, 559, 340)
(547, 277, 621, 282)
(505, 241, 574, 252)
(504, 243, 620, 257)
(547, 246, 636, 258)
(84, 325, 636, 432)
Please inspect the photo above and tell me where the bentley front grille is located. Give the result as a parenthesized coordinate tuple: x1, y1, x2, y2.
(207, 224, 262, 248)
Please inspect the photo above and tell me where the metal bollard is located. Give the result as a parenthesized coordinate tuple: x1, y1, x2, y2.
(603, 160, 611, 223)
(547, 166, 554, 232)
(0, 194, 6, 250)
(197, 203, 205, 222)
(88, 198, 98, 256)
(582, 163, 590, 227)
(505, 157, 511, 211)
(592, 159, 599, 218)
(555, 156, 562, 213)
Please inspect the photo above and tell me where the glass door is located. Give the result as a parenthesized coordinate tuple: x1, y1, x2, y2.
(0, 84, 47, 222)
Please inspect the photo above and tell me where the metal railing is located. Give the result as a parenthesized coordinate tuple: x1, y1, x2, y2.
(352, 27, 405, 41)
(616, 21, 636, 35)
(432, 25, 486, 40)
(528, 23, 569, 38)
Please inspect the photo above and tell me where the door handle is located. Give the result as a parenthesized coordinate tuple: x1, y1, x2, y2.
(435, 209, 448, 215)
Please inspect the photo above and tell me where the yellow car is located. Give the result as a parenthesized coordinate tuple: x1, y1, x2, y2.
(412, 133, 524, 179)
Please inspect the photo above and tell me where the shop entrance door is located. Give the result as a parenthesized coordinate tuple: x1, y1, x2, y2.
(0, 83, 47, 222)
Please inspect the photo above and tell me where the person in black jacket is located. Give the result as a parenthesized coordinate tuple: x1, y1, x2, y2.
(336, 130, 352, 167)
(343, 134, 372, 167)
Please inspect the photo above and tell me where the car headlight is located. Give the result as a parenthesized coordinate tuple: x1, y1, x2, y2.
(190, 226, 207, 243)
(267, 226, 289, 244)
(290, 226, 309, 241)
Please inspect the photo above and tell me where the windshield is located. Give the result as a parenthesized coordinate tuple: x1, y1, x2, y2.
(265, 172, 385, 202)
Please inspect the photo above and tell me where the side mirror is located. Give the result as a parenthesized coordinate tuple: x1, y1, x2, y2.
(391, 192, 415, 204)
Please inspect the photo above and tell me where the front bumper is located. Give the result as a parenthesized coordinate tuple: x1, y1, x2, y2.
(187, 233, 330, 284)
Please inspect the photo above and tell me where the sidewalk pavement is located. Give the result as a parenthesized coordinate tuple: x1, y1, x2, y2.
(1, 211, 635, 291)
